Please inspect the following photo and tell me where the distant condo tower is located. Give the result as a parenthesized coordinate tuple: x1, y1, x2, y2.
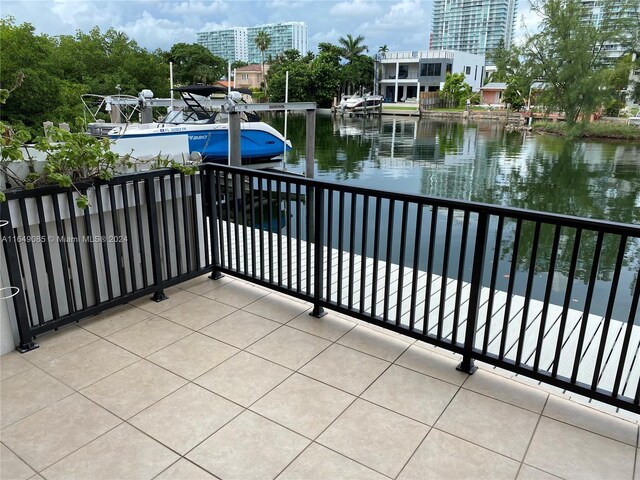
(430, 0, 518, 59)
(197, 22, 307, 64)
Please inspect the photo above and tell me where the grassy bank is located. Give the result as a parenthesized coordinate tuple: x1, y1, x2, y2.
(534, 121, 640, 141)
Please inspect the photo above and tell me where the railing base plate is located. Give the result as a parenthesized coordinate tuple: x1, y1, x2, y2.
(310, 307, 327, 318)
(456, 360, 478, 375)
(17, 342, 39, 353)
(151, 291, 168, 303)
(210, 271, 225, 280)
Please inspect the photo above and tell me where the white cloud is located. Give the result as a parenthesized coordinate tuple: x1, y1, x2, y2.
(329, 0, 384, 17)
(115, 11, 197, 49)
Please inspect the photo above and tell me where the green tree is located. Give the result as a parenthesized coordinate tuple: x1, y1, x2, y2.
(231, 60, 249, 70)
(523, 0, 639, 126)
(168, 43, 226, 85)
(440, 73, 472, 107)
(254, 30, 272, 94)
(378, 44, 389, 57)
(338, 34, 368, 63)
(342, 55, 375, 94)
(488, 39, 522, 83)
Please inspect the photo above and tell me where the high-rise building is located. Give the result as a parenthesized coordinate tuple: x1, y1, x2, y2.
(247, 22, 308, 64)
(197, 22, 307, 65)
(430, 0, 518, 59)
(196, 28, 248, 63)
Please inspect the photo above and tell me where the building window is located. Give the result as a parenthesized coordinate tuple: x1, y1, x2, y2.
(421, 63, 442, 77)
(446, 63, 452, 74)
(241, 74, 249, 80)
(465, 66, 471, 75)
(398, 65, 409, 79)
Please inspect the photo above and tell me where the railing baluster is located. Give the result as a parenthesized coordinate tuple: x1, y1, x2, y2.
(133, 181, 150, 288)
(482, 216, 503, 354)
(326, 188, 334, 304)
(570, 231, 604, 384)
(515, 221, 541, 366)
(158, 175, 173, 280)
(591, 235, 627, 390)
(371, 197, 382, 318)
(285, 181, 292, 289)
(409, 203, 423, 331)
(423, 205, 438, 335)
(383, 199, 395, 323)
(499, 218, 522, 360)
(181, 174, 192, 273)
(249, 177, 257, 277)
(612, 275, 640, 398)
(438, 208, 453, 340)
(145, 177, 167, 301)
(18, 198, 45, 323)
(359, 194, 369, 314)
(337, 190, 345, 305)
(457, 211, 489, 374)
(311, 185, 325, 317)
(170, 175, 183, 276)
(395, 201, 409, 327)
(52, 193, 75, 314)
(533, 225, 561, 372)
(348, 193, 357, 311)
(208, 171, 223, 279)
(452, 210, 470, 344)
(121, 183, 137, 291)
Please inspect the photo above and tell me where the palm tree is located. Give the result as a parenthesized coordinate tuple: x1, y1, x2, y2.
(338, 34, 367, 63)
(254, 30, 272, 94)
(378, 44, 389, 58)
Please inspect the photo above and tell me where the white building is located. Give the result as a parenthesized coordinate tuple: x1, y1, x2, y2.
(196, 28, 248, 63)
(197, 22, 308, 65)
(377, 50, 485, 102)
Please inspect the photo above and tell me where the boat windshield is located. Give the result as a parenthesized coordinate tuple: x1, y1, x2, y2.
(161, 109, 216, 124)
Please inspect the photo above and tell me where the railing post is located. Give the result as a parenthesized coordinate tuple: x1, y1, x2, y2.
(145, 177, 167, 302)
(207, 168, 224, 280)
(1, 204, 39, 352)
(310, 185, 326, 318)
(456, 211, 489, 374)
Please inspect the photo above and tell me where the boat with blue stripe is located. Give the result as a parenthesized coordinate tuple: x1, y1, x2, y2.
(108, 85, 291, 165)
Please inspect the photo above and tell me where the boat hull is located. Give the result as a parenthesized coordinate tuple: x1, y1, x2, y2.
(109, 122, 290, 164)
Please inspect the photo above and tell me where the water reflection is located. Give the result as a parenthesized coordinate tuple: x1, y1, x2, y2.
(264, 114, 639, 320)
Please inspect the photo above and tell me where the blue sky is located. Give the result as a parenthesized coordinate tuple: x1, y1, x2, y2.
(2, 0, 535, 53)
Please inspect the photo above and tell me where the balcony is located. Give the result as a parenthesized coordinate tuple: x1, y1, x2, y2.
(1, 275, 638, 480)
(1, 164, 639, 478)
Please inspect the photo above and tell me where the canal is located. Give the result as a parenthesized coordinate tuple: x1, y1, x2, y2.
(263, 114, 640, 322)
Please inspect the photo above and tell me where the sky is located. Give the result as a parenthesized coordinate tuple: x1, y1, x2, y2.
(1, 0, 537, 54)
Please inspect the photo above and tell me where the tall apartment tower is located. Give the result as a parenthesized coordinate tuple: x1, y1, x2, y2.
(196, 28, 248, 63)
(247, 22, 308, 64)
(431, 0, 518, 59)
(581, 0, 639, 65)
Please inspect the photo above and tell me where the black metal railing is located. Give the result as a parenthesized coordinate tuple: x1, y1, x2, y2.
(2, 163, 639, 412)
(203, 164, 640, 412)
(1, 169, 211, 350)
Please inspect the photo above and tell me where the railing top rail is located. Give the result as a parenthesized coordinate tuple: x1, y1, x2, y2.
(202, 164, 640, 237)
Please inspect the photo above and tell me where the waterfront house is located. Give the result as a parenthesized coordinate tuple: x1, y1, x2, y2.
(234, 64, 269, 90)
(377, 50, 485, 103)
(480, 82, 508, 107)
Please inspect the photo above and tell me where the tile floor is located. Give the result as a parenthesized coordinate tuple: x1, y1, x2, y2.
(1, 274, 639, 480)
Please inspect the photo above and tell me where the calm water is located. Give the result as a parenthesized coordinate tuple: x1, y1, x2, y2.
(264, 114, 640, 321)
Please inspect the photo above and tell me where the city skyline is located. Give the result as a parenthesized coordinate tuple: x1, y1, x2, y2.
(1, 0, 538, 55)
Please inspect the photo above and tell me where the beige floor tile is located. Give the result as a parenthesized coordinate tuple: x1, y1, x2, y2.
(317, 399, 429, 478)
(0, 368, 73, 428)
(0, 353, 33, 381)
(39, 339, 138, 390)
(107, 317, 191, 357)
(203, 281, 268, 308)
(80, 304, 152, 337)
(396, 345, 469, 386)
(517, 464, 562, 480)
(41, 423, 178, 480)
(362, 364, 459, 425)
(1, 393, 121, 471)
(147, 332, 239, 380)
(399, 429, 520, 480)
(0, 443, 35, 480)
(435, 389, 539, 460)
(155, 459, 217, 479)
(543, 395, 638, 445)
(195, 351, 292, 406)
(178, 273, 234, 295)
(200, 310, 280, 349)
(247, 326, 331, 370)
(278, 443, 388, 480)
(242, 293, 310, 323)
(187, 410, 309, 480)
(463, 368, 549, 414)
(159, 296, 237, 330)
(299, 343, 390, 395)
(20, 326, 99, 367)
(525, 417, 636, 480)
(81, 360, 186, 419)
(251, 373, 355, 438)
(130, 383, 243, 455)
(337, 325, 410, 362)
(287, 311, 356, 341)
(130, 288, 197, 315)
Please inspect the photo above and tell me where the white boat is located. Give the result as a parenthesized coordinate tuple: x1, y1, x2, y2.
(108, 85, 291, 165)
(336, 93, 384, 115)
